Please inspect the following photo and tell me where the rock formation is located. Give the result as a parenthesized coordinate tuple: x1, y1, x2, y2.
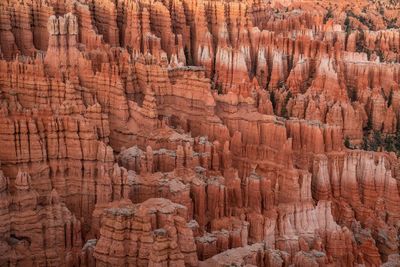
(0, 0, 399, 266)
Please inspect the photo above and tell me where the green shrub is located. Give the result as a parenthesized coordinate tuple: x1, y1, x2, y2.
(387, 89, 393, 107)
(270, 90, 276, 110)
(323, 8, 333, 23)
(344, 136, 351, 149)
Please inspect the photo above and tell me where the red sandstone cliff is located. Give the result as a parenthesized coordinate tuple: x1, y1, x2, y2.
(0, 0, 399, 266)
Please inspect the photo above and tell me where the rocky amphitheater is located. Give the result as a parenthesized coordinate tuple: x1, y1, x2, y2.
(0, 0, 399, 266)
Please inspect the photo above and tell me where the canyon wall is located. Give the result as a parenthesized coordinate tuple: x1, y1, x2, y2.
(0, 0, 399, 266)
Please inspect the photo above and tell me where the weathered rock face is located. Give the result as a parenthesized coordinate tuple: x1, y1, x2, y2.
(92, 198, 198, 267)
(0, 170, 82, 266)
(0, 0, 399, 266)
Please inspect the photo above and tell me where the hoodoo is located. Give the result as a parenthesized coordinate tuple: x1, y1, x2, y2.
(0, 0, 399, 266)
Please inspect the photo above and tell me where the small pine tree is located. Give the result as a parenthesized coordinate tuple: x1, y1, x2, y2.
(217, 84, 223, 95)
(366, 50, 371, 60)
(344, 16, 351, 35)
(387, 88, 393, 107)
(344, 136, 351, 149)
(281, 105, 288, 118)
(356, 30, 365, 52)
(373, 131, 382, 146)
(347, 87, 357, 102)
(384, 135, 395, 152)
(362, 135, 369, 150)
(323, 8, 333, 23)
(369, 139, 378, 151)
(285, 91, 292, 103)
(369, 131, 382, 151)
(364, 117, 373, 131)
(376, 50, 385, 62)
(281, 91, 292, 118)
(270, 91, 276, 110)
(394, 130, 400, 151)
(387, 18, 397, 29)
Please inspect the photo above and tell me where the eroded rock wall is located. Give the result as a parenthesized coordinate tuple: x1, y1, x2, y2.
(0, 0, 399, 266)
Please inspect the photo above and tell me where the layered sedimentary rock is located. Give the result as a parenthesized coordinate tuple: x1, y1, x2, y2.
(92, 198, 198, 266)
(0, 0, 399, 266)
(0, 170, 82, 266)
